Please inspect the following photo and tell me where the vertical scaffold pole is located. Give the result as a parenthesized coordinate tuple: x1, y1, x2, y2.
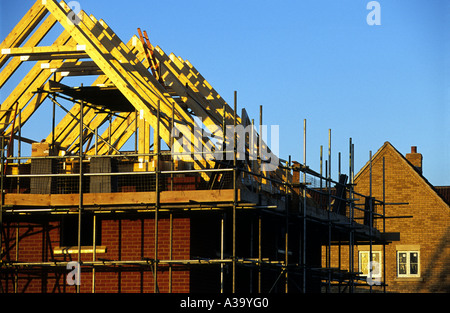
(382, 157, 386, 293)
(220, 212, 225, 293)
(155, 100, 160, 293)
(221, 101, 226, 293)
(258, 105, 263, 293)
(348, 138, 355, 293)
(92, 214, 96, 293)
(302, 119, 307, 293)
(259, 106, 263, 191)
(0, 137, 4, 268)
(232, 91, 237, 293)
(285, 158, 289, 293)
(320, 146, 323, 189)
(135, 110, 138, 154)
(77, 99, 84, 294)
(369, 150, 373, 293)
(169, 212, 173, 293)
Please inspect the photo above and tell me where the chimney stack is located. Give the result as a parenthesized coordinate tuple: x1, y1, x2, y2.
(406, 146, 422, 174)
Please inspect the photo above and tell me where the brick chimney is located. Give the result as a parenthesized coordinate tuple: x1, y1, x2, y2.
(405, 146, 422, 174)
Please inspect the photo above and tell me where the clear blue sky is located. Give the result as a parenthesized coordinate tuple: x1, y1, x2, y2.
(1, 0, 449, 186)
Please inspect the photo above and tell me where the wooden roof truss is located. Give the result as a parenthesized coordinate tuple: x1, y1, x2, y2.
(0, 0, 283, 182)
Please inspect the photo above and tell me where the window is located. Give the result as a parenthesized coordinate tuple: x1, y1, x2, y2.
(359, 251, 382, 278)
(397, 251, 420, 277)
(60, 214, 101, 247)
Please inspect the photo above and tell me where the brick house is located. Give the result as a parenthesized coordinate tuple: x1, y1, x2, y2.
(327, 142, 449, 293)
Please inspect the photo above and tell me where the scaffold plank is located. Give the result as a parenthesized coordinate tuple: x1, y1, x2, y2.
(4, 189, 238, 207)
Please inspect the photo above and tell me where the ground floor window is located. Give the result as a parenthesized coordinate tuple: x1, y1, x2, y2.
(359, 250, 382, 278)
(397, 251, 420, 277)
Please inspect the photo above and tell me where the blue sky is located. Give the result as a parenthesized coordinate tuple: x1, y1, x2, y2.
(1, 0, 449, 186)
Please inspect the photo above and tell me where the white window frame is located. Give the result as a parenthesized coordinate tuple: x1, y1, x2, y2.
(358, 250, 382, 278)
(397, 251, 420, 278)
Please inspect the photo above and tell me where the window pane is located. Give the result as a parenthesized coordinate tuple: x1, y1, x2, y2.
(372, 252, 380, 264)
(398, 252, 407, 275)
(410, 252, 418, 275)
(410, 252, 418, 264)
(360, 252, 369, 275)
(371, 252, 380, 275)
(398, 252, 407, 264)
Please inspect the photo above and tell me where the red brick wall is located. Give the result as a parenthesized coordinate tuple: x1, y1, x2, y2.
(1, 215, 190, 293)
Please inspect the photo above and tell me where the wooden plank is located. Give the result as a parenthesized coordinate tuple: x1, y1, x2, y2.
(4, 189, 238, 207)
(62, 69, 104, 77)
(0, 0, 48, 68)
(5, 194, 51, 206)
(52, 60, 101, 72)
(18, 53, 90, 61)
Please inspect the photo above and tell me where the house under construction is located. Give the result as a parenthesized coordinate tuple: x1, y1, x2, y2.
(0, 0, 394, 293)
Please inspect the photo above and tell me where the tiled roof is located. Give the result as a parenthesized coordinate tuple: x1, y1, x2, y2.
(434, 186, 450, 206)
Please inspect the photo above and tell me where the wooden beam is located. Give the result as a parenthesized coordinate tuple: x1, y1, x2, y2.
(45, 60, 103, 76)
(52, 5, 209, 158)
(0, 0, 48, 68)
(138, 44, 224, 138)
(52, 60, 100, 71)
(0, 32, 75, 136)
(42, 2, 172, 145)
(46, 11, 212, 161)
(168, 51, 239, 125)
(0, 13, 57, 89)
(90, 18, 202, 147)
(17, 53, 90, 61)
(86, 112, 135, 155)
(61, 69, 104, 77)
(154, 48, 232, 127)
(47, 37, 141, 152)
(1, 45, 86, 56)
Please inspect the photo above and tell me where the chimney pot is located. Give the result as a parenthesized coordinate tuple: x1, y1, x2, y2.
(411, 146, 417, 153)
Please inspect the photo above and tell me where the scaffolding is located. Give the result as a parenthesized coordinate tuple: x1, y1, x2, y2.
(0, 0, 391, 293)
